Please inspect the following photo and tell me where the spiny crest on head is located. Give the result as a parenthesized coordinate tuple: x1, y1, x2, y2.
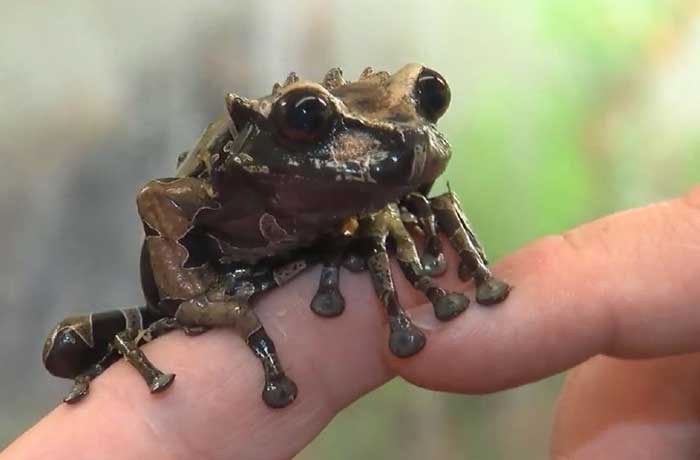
(322, 67, 346, 90)
(359, 66, 374, 79)
(360, 67, 390, 83)
(284, 72, 299, 87)
(225, 92, 272, 127)
(225, 93, 251, 115)
(271, 82, 282, 96)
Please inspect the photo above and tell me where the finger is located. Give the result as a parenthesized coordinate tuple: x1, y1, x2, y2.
(3, 266, 396, 460)
(392, 186, 700, 393)
(551, 354, 700, 459)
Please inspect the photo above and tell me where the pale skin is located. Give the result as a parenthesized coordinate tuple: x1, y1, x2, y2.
(4, 186, 700, 460)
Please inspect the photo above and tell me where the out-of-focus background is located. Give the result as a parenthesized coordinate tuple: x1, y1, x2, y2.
(1, 0, 699, 457)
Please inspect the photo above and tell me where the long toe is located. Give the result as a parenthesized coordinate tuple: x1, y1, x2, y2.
(476, 277, 511, 305)
(262, 375, 298, 409)
(434, 292, 469, 321)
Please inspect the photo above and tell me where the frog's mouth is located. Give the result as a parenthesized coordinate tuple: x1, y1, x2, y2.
(360, 125, 452, 188)
(264, 174, 414, 225)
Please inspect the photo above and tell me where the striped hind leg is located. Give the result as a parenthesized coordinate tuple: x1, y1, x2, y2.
(43, 306, 172, 403)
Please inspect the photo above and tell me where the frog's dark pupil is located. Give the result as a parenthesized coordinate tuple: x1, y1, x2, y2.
(289, 96, 326, 134)
(416, 68, 451, 122)
(274, 90, 333, 144)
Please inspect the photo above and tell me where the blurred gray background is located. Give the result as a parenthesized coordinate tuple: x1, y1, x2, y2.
(1, 1, 699, 458)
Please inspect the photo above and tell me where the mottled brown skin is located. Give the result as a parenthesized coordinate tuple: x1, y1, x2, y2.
(42, 64, 511, 409)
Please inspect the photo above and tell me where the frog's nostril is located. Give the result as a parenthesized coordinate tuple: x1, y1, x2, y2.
(369, 149, 415, 185)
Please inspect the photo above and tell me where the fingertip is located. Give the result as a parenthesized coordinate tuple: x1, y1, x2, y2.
(683, 184, 700, 208)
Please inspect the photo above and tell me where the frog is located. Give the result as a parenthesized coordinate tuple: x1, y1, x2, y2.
(42, 64, 511, 409)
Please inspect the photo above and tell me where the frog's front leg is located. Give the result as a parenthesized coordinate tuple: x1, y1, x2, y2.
(430, 192, 511, 305)
(402, 192, 448, 276)
(360, 208, 427, 357)
(384, 203, 470, 321)
(309, 234, 355, 317)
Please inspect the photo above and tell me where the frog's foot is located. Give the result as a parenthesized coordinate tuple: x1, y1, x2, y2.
(475, 276, 511, 306)
(113, 331, 176, 394)
(311, 286, 345, 317)
(375, 203, 470, 321)
(388, 312, 426, 357)
(150, 372, 176, 393)
(263, 374, 298, 409)
(432, 292, 470, 321)
(248, 326, 297, 408)
(359, 204, 430, 357)
(311, 254, 346, 318)
(64, 375, 91, 404)
(430, 192, 511, 306)
(242, 325, 298, 408)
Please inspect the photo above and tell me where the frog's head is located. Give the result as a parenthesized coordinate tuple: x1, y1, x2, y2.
(221, 64, 452, 214)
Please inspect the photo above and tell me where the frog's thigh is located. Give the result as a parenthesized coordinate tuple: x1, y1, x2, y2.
(136, 178, 218, 302)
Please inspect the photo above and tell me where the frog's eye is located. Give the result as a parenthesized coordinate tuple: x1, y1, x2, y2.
(415, 68, 451, 122)
(271, 89, 336, 144)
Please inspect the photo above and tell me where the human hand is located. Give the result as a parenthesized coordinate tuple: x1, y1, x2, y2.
(4, 187, 700, 460)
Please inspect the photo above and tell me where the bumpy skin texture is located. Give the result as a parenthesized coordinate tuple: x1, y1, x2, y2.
(42, 64, 511, 409)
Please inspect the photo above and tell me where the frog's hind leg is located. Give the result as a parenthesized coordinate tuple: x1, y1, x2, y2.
(42, 306, 167, 403)
(175, 294, 297, 408)
(360, 205, 427, 357)
(430, 192, 511, 305)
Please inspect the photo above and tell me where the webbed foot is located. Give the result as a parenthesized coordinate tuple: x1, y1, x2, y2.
(388, 314, 426, 358)
(311, 288, 345, 317)
(263, 375, 298, 409)
(149, 372, 176, 393)
(433, 292, 469, 321)
(476, 276, 511, 306)
(64, 378, 90, 404)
